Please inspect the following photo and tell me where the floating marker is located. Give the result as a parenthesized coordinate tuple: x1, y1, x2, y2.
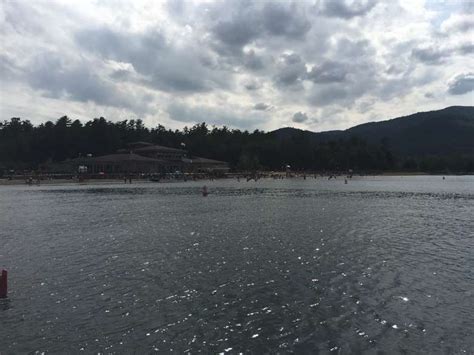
(0, 270, 7, 298)
(202, 185, 208, 197)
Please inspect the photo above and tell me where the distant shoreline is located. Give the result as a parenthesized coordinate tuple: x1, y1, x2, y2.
(1, 173, 471, 186)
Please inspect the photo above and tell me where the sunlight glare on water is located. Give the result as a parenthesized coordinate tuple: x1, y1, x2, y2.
(0, 176, 473, 353)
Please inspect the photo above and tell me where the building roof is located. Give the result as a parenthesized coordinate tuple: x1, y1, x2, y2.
(127, 141, 153, 148)
(182, 156, 228, 165)
(72, 153, 165, 164)
(116, 148, 130, 153)
(135, 144, 186, 153)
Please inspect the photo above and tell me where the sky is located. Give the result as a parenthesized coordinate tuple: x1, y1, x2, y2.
(0, 0, 473, 132)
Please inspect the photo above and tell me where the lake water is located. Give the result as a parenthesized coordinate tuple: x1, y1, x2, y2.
(0, 176, 473, 354)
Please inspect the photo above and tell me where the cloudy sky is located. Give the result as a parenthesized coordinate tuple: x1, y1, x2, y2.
(0, 0, 473, 131)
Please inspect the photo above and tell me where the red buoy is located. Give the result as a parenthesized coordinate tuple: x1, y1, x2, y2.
(0, 270, 7, 298)
(202, 185, 208, 197)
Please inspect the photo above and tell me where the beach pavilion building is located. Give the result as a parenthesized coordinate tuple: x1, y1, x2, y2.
(69, 153, 165, 174)
(65, 141, 229, 175)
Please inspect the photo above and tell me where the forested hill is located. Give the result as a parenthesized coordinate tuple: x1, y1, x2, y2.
(271, 106, 474, 156)
(1, 106, 473, 173)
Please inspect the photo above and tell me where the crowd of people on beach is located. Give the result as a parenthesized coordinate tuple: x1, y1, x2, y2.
(4, 171, 359, 185)
(1, 168, 375, 186)
(0, 170, 450, 187)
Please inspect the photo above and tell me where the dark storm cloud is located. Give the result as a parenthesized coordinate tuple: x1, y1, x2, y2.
(253, 103, 271, 111)
(75, 27, 230, 93)
(0, 54, 20, 81)
(452, 18, 474, 32)
(212, 17, 261, 49)
(26, 53, 148, 112)
(262, 2, 311, 39)
(411, 47, 450, 65)
(274, 53, 307, 87)
(110, 69, 134, 81)
(167, 102, 267, 130)
(292, 111, 308, 123)
(308, 86, 349, 106)
(210, 1, 311, 54)
(305, 36, 379, 106)
(307, 60, 348, 83)
(243, 50, 265, 70)
(76, 27, 160, 65)
(244, 80, 261, 91)
(458, 43, 474, 55)
(334, 37, 375, 59)
(209, 1, 263, 54)
(412, 43, 473, 65)
(448, 72, 474, 95)
(316, 0, 377, 19)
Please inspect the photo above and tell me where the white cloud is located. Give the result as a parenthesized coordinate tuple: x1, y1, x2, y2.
(0, 0, 472, 131)
(441, 13, 474, 33)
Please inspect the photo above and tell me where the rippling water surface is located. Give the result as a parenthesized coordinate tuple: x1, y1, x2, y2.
(1, 176, 473, 354)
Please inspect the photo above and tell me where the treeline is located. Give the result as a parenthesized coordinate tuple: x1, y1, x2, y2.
(1, 116, 473, 173)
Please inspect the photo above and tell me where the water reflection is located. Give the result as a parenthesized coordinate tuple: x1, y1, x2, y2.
(0, 177, 473, 353)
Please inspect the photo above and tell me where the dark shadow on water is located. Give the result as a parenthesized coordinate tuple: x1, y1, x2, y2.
(0, 298, 11, 311)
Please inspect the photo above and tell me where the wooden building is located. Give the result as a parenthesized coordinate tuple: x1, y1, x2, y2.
(70, 153, 164, 174)
(65, 142, 229, 175)
(134, 145, 186, 162)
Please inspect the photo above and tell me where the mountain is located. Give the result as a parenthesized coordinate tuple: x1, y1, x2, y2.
(270, 106, 474, 157)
